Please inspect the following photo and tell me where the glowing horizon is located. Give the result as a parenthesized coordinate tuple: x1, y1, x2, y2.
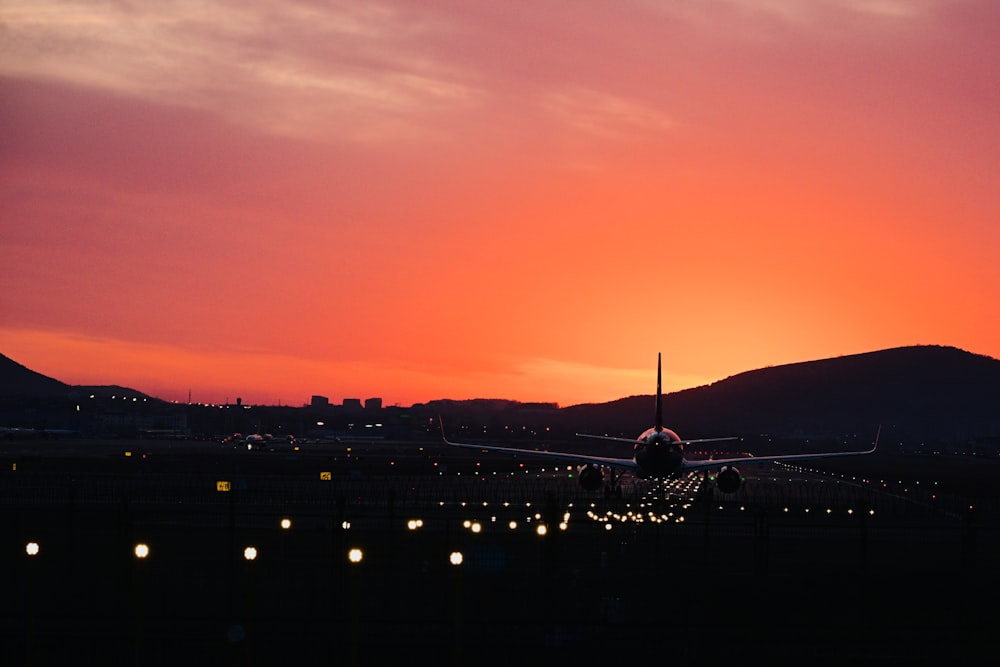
(3, 1, 998, 407)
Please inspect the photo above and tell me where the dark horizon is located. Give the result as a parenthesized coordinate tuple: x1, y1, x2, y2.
(3, 344, 999, 448)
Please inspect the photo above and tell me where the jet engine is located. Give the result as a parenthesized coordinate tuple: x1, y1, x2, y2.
(576, 464, 604, 491)
(715, 465, 742, 493)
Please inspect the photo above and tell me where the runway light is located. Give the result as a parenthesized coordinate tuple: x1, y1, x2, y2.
(134, 543, 150, 559)
(348, 548, 364, 564)
(244, 546, 258, 561)
(25, 542, 39, 557)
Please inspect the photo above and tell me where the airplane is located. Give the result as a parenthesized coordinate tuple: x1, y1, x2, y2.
(440, 353, 878, 495)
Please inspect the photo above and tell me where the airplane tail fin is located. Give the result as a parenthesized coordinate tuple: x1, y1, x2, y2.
(655, 352, 663, 433)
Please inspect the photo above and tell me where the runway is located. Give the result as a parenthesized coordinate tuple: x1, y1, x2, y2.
(2, 437, 997, 665)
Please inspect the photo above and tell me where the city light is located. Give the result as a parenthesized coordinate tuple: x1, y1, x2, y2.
(134, 543, 150, 559)
(244, 547, 258, 561)
(348, 548, 364, 564)
(449, 551, 463, 566)
(280, 518, 292, 530)
(25, 541, 39, 556)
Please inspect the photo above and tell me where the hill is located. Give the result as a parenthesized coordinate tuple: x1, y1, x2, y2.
(3, 345, 998, 443)
(559, 345, 1000, 442)
(0, 353, 153, 401)
(0, 353, 71, 397)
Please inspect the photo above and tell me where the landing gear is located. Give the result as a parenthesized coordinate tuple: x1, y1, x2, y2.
(603, 471, 624, 498)
(695, 470, 713, 503)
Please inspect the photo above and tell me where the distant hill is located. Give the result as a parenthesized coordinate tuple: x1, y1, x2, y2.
(3, 345, 998, 443)
(0, 353, 153, 400)
(560, 345, 1000, 442)
(0, 353, 71, 397)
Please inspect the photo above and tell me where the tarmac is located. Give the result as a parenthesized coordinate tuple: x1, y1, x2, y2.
(2, 437, 998, 665)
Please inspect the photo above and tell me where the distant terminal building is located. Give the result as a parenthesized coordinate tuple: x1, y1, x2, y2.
(343, 398, 362, 410)
(310, 395, 330, 408)
(365, 398, 382, 410)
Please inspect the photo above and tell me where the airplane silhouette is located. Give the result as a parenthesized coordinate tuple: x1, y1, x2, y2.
(441, 353, 878, 495)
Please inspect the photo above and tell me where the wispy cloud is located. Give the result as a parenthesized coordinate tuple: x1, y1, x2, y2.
(0, 1, 482, 142)
(540, 86, 675, 140)
(666, 0, 943, 23)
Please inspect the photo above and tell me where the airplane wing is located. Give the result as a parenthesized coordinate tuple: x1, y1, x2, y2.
(576, 433, 740, 447)
(678, 447, 877, 472)
(679, 427, 880, 472)
(440, 421, 639, 472)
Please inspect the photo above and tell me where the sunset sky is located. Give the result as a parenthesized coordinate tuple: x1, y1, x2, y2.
(2, 1, 998, 408)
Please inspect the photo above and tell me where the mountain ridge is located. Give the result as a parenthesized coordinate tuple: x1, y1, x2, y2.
(556, 345, 1000, 441)
(3, 345, 999, 442)
(0, 353, 154, 400)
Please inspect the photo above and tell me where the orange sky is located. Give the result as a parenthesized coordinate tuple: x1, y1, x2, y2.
(2, 1, 998, 407)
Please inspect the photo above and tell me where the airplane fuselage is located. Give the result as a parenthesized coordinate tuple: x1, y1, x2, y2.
(633, 427, 685, 478)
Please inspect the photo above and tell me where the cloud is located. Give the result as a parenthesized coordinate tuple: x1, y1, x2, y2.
(540, 86, 675, 140)
(670, 0, 942, 23)
(0, 1, 483, 143)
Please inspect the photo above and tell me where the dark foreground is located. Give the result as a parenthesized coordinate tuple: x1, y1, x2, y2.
(2, 438, 998, 666)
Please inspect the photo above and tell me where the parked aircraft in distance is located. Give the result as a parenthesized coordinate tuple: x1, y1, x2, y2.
(441, 353, 878, 495)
